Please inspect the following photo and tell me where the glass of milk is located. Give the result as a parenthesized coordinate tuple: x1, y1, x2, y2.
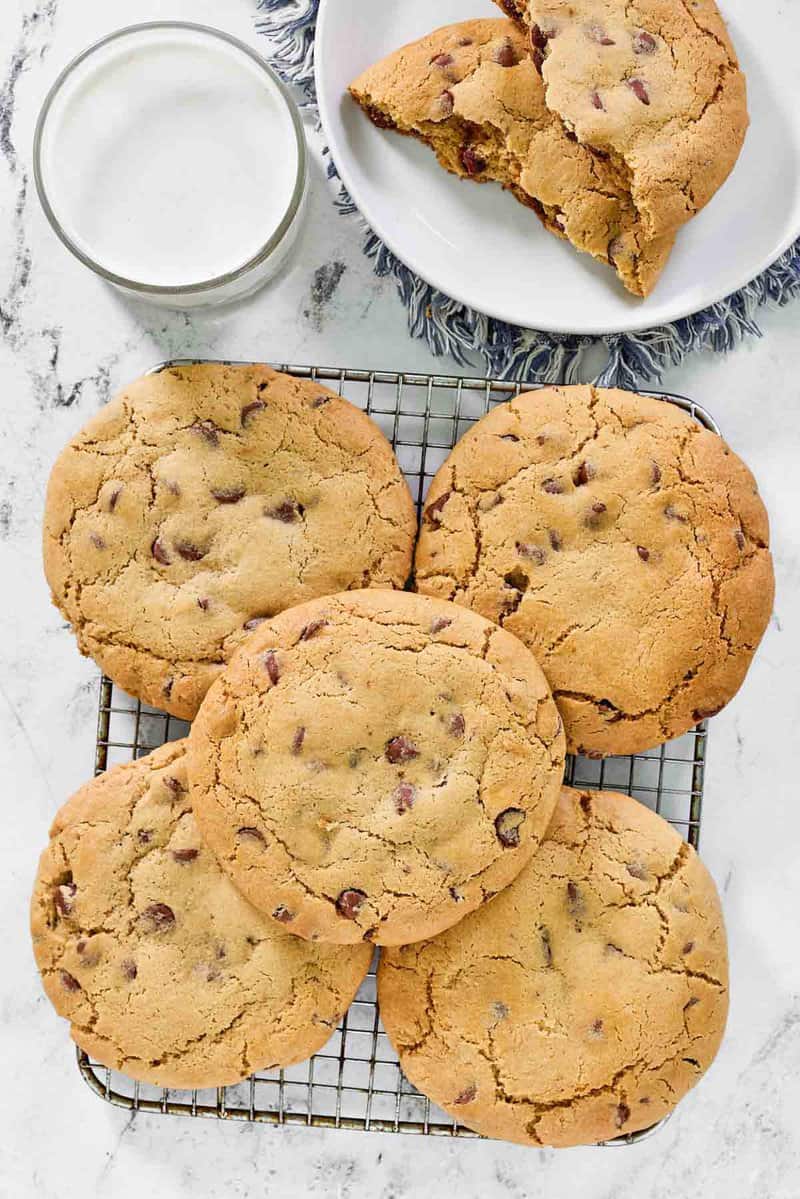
(34, 22, 308, 308)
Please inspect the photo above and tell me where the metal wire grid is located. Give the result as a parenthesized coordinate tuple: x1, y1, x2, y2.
(79, 363, 716, 1144)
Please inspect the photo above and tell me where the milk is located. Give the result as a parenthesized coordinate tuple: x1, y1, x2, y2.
(38, 25, 304, 300)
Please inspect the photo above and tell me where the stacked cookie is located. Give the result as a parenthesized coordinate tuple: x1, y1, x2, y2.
(32, 365, 773, 1147)
(349, 1, 748, 296)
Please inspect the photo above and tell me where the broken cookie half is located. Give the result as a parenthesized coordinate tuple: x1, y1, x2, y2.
(349, 19, 675, 297)
(494, 0, 748, 240)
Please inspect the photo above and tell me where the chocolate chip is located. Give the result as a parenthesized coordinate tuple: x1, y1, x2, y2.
(615, 1103, 631, 1129)
(608, 236, 624, 264)
(60, 970, 81, 992)
(90, 532, 106, 550)
(530, 23, 549, 50)
(651, 461, 662, 486)
(590, 90, 604, 110)
(264, 651, 280, 685)
(573, 461, 595, 486)
(292, 727, 306, 755)
(299, 619, 327, 641)
(664, 504, 687, 523)
(265, 499, 303, 523)
(241, 400, 266, 426)
(590, 1018, 604, 1036)
(549, 529, 562, 551)
(244, 616, 268, 631)
(172, 848, 199, 864)
(336, 889, 367, 920)
(460, 145, 487, 176)
(211, 485, 246, 504)
(587, 24, 615, 44)
(540, 926, 553, 967)
(393, 782, 417, 814)
(492, 38, 519, 66)
(312, 395, 331, 409)
(516, 543, 545, 565)
(637, 546, 650, 562)
(627, 77, 650, 105)
(164, 776, 184, 797)
(453, 1084, 477, 1105)
(193, 420, 220, 447)
(542, 478, 563, 494)
(137, 829, 153, 845)
(364, 105, 396, 130)
(386, 736, 419, 764)
(450, 886, 464, 902)
(430, 90, 454, 121)
(141, 903, 175, 932)
(151, 537, 171, 565)
(121, 959, 137, 981)
(633, 30, 657, 54)
(175, 540, 207, 562)
(272, 905, 294, 923)
(237, 827, 265, 843)
(735, 529, 746, 550)
(430, 616, 452, 634)
(567, 881, 585, 921)
(54, 883, 77, 916)
(425, 491, 452, 525)
(197, 597, 210, 611)
(586, 501, 607, 526)
(108, 485, 123, 512)
(626, 862, 648, 880)
(447, 712, 466, 738)
(430, 52, 454, 67)
(495, 808, 526, 848)
(683, 941, 695, 954)
(500, 433, 520, 443)
(457, 36, 472, 46)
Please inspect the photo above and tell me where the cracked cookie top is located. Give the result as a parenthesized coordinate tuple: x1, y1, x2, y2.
(349, 19, 675, 297)
(496, 0, 748, 239)
(379, 785, 728, 1148)
(43, 363, 416, 720)
(414, 385, 773, 756)
(187, 589, 565, 946)
(30, 741, 371, 1089)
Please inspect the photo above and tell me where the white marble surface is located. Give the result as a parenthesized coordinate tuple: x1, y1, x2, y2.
(1, 1, 799, 1195)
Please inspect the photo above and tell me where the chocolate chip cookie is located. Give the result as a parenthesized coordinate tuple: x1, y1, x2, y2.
(414, 385, 773, 757)
(379, 785, 728, 1147)
(495, 0, 748, 238)
(350, 20, 675, 297)
(31, 741, 371, 1089)
(187, 589, 565, 946)
(43, 363, 417, 720)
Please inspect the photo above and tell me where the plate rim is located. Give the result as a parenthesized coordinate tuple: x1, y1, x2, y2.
(315, 0, 800, 337)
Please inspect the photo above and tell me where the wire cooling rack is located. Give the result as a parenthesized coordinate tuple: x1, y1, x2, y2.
(79, 363, 715, 1145)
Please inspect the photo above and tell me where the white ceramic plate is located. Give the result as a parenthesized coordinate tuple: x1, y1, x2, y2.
(316, 0, 800, 335)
